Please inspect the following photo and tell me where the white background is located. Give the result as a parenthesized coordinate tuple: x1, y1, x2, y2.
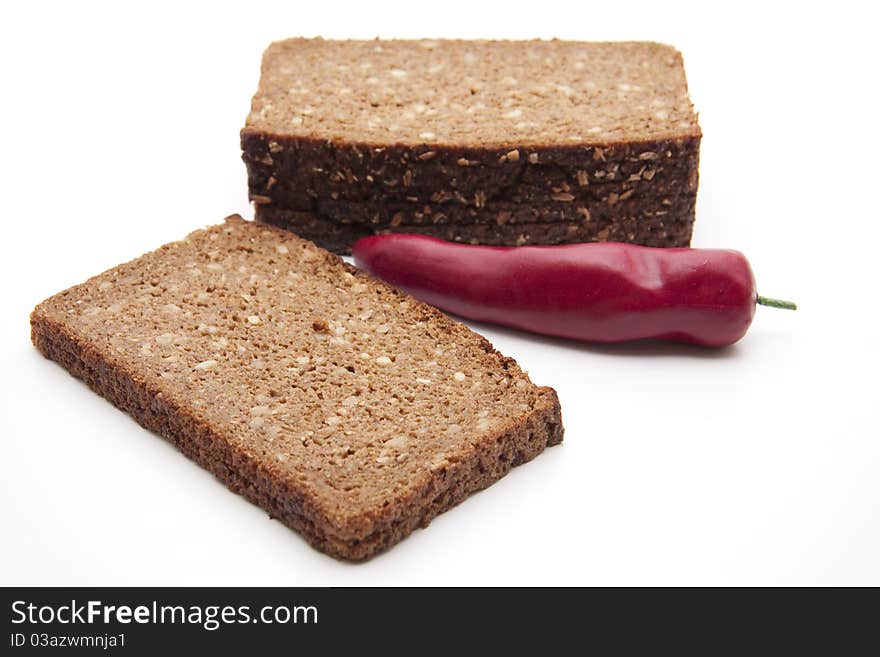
(1, 1, 877, 586)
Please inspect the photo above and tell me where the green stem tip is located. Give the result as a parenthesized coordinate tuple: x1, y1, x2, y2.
(757, 295, 797, 311)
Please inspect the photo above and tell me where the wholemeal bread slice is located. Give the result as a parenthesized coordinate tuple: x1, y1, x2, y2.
(30, 215, 562, 560)
(258, 206, 696, 253)
(241, 38, 701, 253)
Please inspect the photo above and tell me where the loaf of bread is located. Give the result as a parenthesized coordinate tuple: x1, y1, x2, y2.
(242, 38, 700, 253)
(31, 215, 562, 560)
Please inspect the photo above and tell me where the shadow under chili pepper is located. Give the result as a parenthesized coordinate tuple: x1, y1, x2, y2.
(457, 318, 743, 360)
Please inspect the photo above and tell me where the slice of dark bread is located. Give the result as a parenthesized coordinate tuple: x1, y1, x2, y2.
(30, 215, 562, 561)
(241, 38, 701, 253)
(257, 206, 696, 253)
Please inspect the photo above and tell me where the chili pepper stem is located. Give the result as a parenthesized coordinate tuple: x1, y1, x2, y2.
(756, 295, 797, 311)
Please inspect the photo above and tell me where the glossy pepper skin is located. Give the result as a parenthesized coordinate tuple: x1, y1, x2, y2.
(353, 235, 759, 347)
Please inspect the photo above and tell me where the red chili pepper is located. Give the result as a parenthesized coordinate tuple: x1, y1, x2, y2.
(352, 235, 796, 347)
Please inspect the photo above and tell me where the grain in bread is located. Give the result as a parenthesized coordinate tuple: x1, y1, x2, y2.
(31, 215, 562, 560)
(242, 38, 701, 253)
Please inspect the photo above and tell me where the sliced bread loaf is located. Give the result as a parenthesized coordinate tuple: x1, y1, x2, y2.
(242, 38, 701, 253)
(31, 215, 562, 560)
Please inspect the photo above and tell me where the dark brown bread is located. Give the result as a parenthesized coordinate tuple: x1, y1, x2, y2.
(258, 206, 695, 253)
(30, 215, 562, 560)
(310, 192, 695, 227)
(241, 38, 701, 253)
(245, 139, 698, 211)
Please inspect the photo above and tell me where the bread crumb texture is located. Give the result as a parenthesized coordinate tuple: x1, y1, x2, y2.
(245, 38, 699, 147)
(30, 215, 562, 560)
